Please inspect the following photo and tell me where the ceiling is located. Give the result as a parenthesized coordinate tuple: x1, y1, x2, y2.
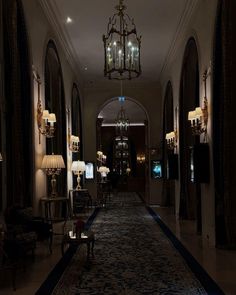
(41, 0, 191, 122)
(46, 0, 190, 84)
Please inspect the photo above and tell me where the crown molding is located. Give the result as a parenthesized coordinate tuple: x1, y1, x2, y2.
(38, 0, 84, 86)
(159, 0, 199, 82)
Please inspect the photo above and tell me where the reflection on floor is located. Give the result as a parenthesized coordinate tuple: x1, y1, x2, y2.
(151, 206, 236, 295)
(1, 197, 236, 295)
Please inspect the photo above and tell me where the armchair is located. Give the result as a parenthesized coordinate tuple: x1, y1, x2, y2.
(4, 206, 53, 254)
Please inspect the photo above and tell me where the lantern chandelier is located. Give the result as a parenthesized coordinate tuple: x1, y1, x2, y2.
(103, 0, 141, 80)
(115, 81, 129, 136)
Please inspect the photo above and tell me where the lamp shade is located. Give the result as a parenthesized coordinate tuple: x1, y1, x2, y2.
(41, 154, 65, 169)
(71, 161, 86, 173)
(98, 166, 107, 173)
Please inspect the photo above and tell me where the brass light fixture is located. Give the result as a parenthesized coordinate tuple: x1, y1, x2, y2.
(188, 70, 209, 136)
(97, 151, 107, 165)
(103, 0, 141, 80)
(33, 69, 56, 144)
(137, 154, 145, 164)
(41, 154, 65, 196)
(67, 109, 80, 153)
(165, 131, 177, 150)
(71, 161, 86, 190)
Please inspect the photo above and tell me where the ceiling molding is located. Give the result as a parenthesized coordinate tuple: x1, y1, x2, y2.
(38, 0, 84, 85)
(159, 0, 199, 81)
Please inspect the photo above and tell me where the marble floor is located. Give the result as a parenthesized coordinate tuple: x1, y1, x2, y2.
(1, 203, 236, 294)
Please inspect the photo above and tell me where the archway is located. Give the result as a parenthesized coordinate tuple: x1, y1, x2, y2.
(179, 38, 202, 234)
(97, 97, 148, 199)
(44, 40, 67, 196)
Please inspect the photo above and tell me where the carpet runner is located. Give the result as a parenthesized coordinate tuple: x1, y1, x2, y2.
(41, 192, 223, 295)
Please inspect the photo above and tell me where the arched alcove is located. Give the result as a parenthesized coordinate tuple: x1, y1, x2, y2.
(97, 97, 148, 196)
(179, 38, 202, 233)
(162, 81, 175, 208)
(2, 0, 33, 208)
(44, 40, 67, 196)
(213, 0, 236, 248)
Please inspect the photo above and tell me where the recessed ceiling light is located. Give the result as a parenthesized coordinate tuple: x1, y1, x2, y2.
(66, 17, 73, 24)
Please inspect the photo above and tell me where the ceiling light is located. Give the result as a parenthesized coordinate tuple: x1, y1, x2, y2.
(66, 17, 73, 24)
(103, 0, 141, 80)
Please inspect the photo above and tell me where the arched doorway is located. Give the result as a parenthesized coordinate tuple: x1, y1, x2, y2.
(179, 38, 202, 234)
(162, 81, 176, 209)
(44, 40, 67, 196)
(97, 97, 148, 199)
(213, 0, 236, 248)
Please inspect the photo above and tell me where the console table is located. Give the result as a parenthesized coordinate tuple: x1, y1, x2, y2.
(69, 189, 92, 216)
(41, 196, 72, 223)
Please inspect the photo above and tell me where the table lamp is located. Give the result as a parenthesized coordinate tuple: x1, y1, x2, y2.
(71, 161, 86, 190)
(41, 154, 65, 196)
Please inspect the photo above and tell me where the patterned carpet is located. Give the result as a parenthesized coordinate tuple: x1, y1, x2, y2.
(51, 192, 208, 295)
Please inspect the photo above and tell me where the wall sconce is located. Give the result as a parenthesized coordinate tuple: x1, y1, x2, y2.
(165, 131, 177, 150)
(41, 154, 65, 196)
(68, 129, 80, 153)
(188, 70, 209, 136)
(33, 69, 56, 144)
(97, 151, 106, 164)
(0, 153, 2, 161)
(67, 109, 80, 152)
(137, 154, 145, 164)
(71, 161, 86, 190)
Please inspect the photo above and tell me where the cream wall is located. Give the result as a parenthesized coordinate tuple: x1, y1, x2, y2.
(83, 83, 163, 204)
(160, 0, 218, 246)
(22, 0, 81, 215)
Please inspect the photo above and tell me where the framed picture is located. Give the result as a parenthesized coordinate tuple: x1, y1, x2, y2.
(85, 162, 95, 180)
(151, 160, 162, 179)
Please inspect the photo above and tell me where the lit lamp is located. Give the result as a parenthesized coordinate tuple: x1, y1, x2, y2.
(103, 0, 141, 80)
(71, 161, 86, 190)
(39, 111, 56, 138)
(41, 154, 65, 196)
(0, 153, 2, 161)
(126, 167, 131, 175)
(98, 166, 110, 182)
(137, 154, 145, 164)
(69, 134, 80, 153)
(165, 131, 177, 150)
(188, 70, 209, 136)
(97, 151, 106, 164)
(35, 76, 56, 142)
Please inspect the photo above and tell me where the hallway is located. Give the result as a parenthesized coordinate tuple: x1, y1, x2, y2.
(40, 192, 221, 295)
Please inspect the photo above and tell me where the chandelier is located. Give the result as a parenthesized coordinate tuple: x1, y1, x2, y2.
(115, 106, 129, 136)
(103, 0, 141, 80)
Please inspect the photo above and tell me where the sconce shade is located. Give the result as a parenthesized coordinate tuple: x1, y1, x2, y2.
(71, 161, 86, 173)
(42, 110, 50, 120)
(0, 153, 2, 161)
(48, 113, 56, 123)
(41, 154, 65, 171)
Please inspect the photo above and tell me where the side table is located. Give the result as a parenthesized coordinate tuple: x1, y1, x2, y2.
(61, 230, 95, 262)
